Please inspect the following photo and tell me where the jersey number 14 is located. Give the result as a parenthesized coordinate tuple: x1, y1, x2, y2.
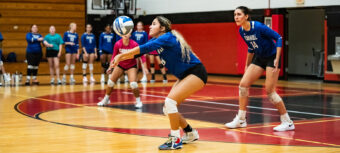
(250, 41, 259, 49)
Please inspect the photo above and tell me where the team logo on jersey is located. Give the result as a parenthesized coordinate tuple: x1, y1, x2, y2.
(244, 35, 258, 41)
(68, 34, 76, 42)
(104, 35, 113, 43)
(157, 48, 164, 54)
(135, 33, 143, 41)
(86, 36, 94, 44)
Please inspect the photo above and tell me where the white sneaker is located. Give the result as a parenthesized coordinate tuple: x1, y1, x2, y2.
(100, 75, 105, 83)
(225, 115, 247, 129)
(50, 78, 55, 85)
(4, 74, 11, 83)
(150, 80, 155, 83)
(273, 121, 295, 132)
(83, 77, 88, 83)
(97, 98, 111, 106)
(90, 77, 95, 83)
(124, 75, 129, 83)
(57, 79, 62, 85)
(135, 101, 143, 108)
(182, 129, 199, 144)
(163, 80, 168, 83)
(140, 75, 147, 83)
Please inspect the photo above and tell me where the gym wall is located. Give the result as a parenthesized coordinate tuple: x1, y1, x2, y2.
(0, 0, 86, 62)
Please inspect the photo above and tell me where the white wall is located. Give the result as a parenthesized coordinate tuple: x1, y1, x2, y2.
(137, 0, 340, 15)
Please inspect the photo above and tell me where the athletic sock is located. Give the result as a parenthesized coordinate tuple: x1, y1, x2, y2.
(238, 110, 246, 120)
(170, 129, 180, 138)
(163, 74, 167, 80)
(183, 124, 193, 133)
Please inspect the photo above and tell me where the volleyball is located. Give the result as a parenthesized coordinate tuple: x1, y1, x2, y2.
(113, 16, 134, 36)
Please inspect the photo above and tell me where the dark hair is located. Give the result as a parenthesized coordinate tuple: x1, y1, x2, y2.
(155, 16, 172, 32)
(236, 6, 251, 21)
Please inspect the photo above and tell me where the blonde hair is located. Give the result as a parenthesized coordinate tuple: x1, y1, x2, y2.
(156, 16, 198, 62)
(69, 22, 76, 30)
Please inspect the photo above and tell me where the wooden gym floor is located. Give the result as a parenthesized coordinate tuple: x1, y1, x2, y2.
(0, 74, 339, 153)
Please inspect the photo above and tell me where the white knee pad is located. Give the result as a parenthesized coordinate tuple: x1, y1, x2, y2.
(107, 79, 115, 87)
(64, 65, 69, 71)
(163, 97, 178, 116)
(33, 66, 39, 70)
(268, 92, 282, 104)
(82, 63, 87, 70)
(89, 64, 94, 71)
(28, 65, 34, 69)
(239, 86, 249, 97)
(0, 61, 3, 66)
(70, 64, 75, 70)
(130, 82, 138, 89)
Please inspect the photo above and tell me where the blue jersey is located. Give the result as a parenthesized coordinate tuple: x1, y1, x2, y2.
(26, 32, 42, 53)
(63, 31, 79, 53)
(81, 33, 96, 53)
(115, 35, 122, 42)
(140, 32, 201, 78)
(131, 31, 148, 45)
(99, 32, 115, 53)
(239, 21, 282, 57)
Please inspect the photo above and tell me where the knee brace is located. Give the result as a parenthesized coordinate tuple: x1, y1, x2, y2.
(150, 63, 155, 68)
(159, 64, 164, 69)
(129, 81, 138, 89)
(89, 64, 94, 71)
(107, 79, 115, 87)
(70, 64, 75, 70)
(268, 92, 282, 104)
(64, 65, 69, 71)
(163, 97, 178, 116)
(239, 86, 249, 97)
(82, 62, 87, 70)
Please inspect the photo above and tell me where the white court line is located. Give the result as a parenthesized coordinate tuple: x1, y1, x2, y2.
(122, 91, 340, 118)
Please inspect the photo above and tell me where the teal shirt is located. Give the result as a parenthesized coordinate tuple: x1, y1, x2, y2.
(44, 33, 64, 51)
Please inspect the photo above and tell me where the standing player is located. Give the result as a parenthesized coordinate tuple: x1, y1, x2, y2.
(62, 22, 79, 84)
(43, 25, 64, 85)
(99, 25, 115, 83)
(111, 16, 207, 150)
(225, 6, 294, 132)
(81, 24, 97, 83)
(148, 49, 168, 83)
(0, 32, 11, 86)
(131, 21, 149, 83)
(25, 25, 43, 85)
(97, 32, 143, 108)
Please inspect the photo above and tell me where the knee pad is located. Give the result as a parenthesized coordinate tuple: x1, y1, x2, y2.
(107, 79, 115, 87)
(28, 65, 34, 69)
(70, 64, 75, 70)
(239, 86, 249, 97)
(159, 64, 164, 69)
(129, 81, 138, 89)
(0, 61, 3, 66)
(82, 63, 87, 70)
(64, 65, 69, 71)
(163, 97, 178, 116)
(33, 66, 39, 70)
(150, 63, 155, 68)
(268, 92, 282, 104)
(89, 64, 94, 71)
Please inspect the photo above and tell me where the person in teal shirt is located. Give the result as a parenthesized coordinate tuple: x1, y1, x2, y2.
(43, 25, 64, 85)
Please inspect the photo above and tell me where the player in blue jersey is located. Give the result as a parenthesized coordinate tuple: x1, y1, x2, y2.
(25, 24, 44, 85)
(225, 6, 294, 132)
(131, 21, 150, 83)
(99, 25, 115, 83)
(62, 22, 80, 84)
(0, 32, 11, 86)
(111, 16, 207, 150)
(81, 24, 97, 84)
